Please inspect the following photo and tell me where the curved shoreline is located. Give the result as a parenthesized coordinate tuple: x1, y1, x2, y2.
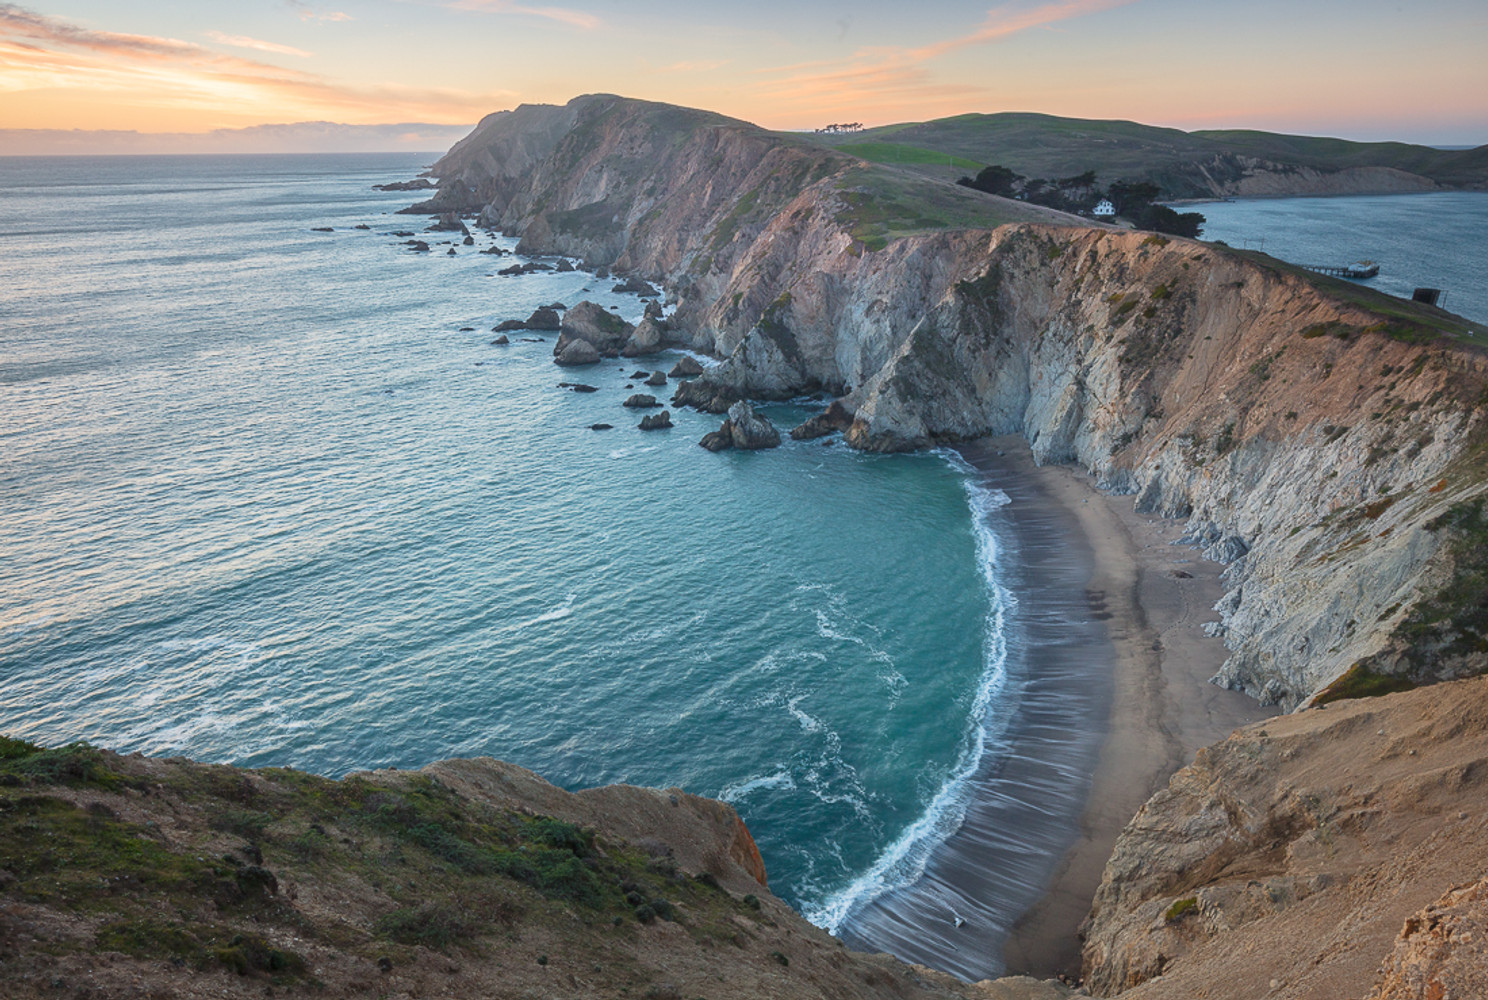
(986, 436, 1277, 979)
(834, 439, 1114, 980)
(834, 435, 1275, 982)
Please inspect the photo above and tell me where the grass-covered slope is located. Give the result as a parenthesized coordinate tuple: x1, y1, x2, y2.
(809, 112, 1488, 197)
(0, 736, 1008, 1000)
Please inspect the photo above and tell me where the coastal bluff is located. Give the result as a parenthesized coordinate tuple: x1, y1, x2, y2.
(417, 93, 1488, 713)
(0, 738, 1071, 1000)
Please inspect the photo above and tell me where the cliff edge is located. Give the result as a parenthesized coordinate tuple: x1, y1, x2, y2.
(0, 737, 1070, 1000)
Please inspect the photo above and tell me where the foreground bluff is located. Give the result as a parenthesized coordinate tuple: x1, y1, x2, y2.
(1082, 675, 1488, 1000)
(419, 94, 1488, 712)
(0, 739, 1073, 1000)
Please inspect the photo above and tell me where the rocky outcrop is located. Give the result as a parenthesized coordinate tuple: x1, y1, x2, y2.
(645, 371, 667, 387)
(725, 401, 781, 450)
(791, 399, 856, 440)
(1367, 876, 1488, 1000)
(623, 316, 668, 356)
(670, 356, 705, 378)
(639, 410, 673, 430)
(554, 338, 599, 366)
(623, 393, 660, 408)
(556, 300, 634, 358)
(1080, 676, 1488, 999)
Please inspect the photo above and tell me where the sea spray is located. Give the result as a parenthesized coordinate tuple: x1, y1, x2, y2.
(803, 451, 1015, 932)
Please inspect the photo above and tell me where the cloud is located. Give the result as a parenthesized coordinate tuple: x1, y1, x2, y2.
(447, 0, 600, 30)
(747, 0, 1135, 123)
(0, 4, 510, 124)
(911, 0, 1139, 59)
(205, 30, 313, 58)
(285, 1, 353, 22)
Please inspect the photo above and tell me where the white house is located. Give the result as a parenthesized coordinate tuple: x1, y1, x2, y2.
(1092, 199, 1116, 218)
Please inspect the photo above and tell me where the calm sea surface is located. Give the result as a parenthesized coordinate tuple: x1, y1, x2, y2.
(1194, 191, 1488, 326)
(0, 153, 1013, 923)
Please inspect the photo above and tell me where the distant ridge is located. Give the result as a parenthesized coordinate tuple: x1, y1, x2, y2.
(0, 121, 477, 156)
(807, 111, 1488, 197)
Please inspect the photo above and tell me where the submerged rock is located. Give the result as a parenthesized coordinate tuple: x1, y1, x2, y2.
(405, 240, 430, 252)
(726, 401, 781, 450)
(639, 410, 673, 431)
(590, 423, 614, 430)
(669, 356, 705, 378)
(559, 383, 599, 393)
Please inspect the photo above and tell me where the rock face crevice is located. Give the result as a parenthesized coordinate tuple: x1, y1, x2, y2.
(421, 95, 1488, 708)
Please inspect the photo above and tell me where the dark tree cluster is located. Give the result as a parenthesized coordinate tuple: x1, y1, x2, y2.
(959, 166, 1205, 238)
(816, 122, 864, 134)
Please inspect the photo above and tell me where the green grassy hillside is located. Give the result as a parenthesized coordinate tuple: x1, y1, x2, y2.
(810, 113, 1488, 197)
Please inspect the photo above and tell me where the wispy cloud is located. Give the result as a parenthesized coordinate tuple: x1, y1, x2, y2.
(206, 30, 313, 58)
(447, 0, 600, 30)
(0, 4, 509, 124)
(750, 0, 1135, 123)
(910, 0, 1138, 59)
(285, 1, 353, 22)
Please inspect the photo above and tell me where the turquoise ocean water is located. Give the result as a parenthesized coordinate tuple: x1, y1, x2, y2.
(0, 153, 1014, 923)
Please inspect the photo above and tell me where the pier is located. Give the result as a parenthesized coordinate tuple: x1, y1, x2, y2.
(1304, 260, 1380, 279)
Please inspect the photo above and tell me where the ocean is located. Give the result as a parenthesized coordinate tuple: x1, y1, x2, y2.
(0, 153, 1022, 941)
(1193, 191, 1488, 326)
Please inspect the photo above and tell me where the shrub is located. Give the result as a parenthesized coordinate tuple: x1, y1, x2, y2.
(1164, 897, 1198, 922)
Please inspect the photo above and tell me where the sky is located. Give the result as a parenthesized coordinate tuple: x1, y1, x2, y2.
(1, 0, 1485, 151)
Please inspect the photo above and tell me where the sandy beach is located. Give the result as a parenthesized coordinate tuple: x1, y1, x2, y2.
(984, 436, 1277, 979)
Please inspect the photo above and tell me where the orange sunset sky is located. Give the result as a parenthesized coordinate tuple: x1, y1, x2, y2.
(2, 0, 1485, 151)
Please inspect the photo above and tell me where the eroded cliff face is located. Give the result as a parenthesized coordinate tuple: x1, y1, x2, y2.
(1078, 676, 1488, 1000)
(424, 95, 1488, 709)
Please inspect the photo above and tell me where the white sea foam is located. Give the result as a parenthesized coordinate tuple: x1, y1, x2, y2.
(719, 770, 797, 802)
(803, 451, 1014, 933)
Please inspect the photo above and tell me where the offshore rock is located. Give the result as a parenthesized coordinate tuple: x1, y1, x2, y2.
(791, 399, 856, 440)
(524, 306, 562, 330)
(669, 356, 705, 378)
(613, 276, 660, 297)
(639, 410, 673, 430)
(554, 338, 600, 366)
(726, 401, 780, 450)
(645, 371, 667, 387)
(490, 334, 510, 345)
(644, 299, 665, 320)
(493, 318, 526, 332)
(622, 316, 667, 357)
(699, 422, 734, 451)
(623, 393, 660, 408)
(556, 300, 634, 358)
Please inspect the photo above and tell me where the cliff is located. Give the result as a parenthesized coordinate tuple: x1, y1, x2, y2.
(0, 737, 1071, 1000)
(421, 94, 1488, 711)
(1080, 674, 1488, 999)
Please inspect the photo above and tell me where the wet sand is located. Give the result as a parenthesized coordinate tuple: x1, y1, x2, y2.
(836, 436, 1274, 982)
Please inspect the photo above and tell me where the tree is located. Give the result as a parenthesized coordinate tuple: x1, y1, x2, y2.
(957, 164, 1024, 197)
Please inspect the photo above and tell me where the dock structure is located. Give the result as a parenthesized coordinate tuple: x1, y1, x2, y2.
(1304, 261, 1380, 279)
